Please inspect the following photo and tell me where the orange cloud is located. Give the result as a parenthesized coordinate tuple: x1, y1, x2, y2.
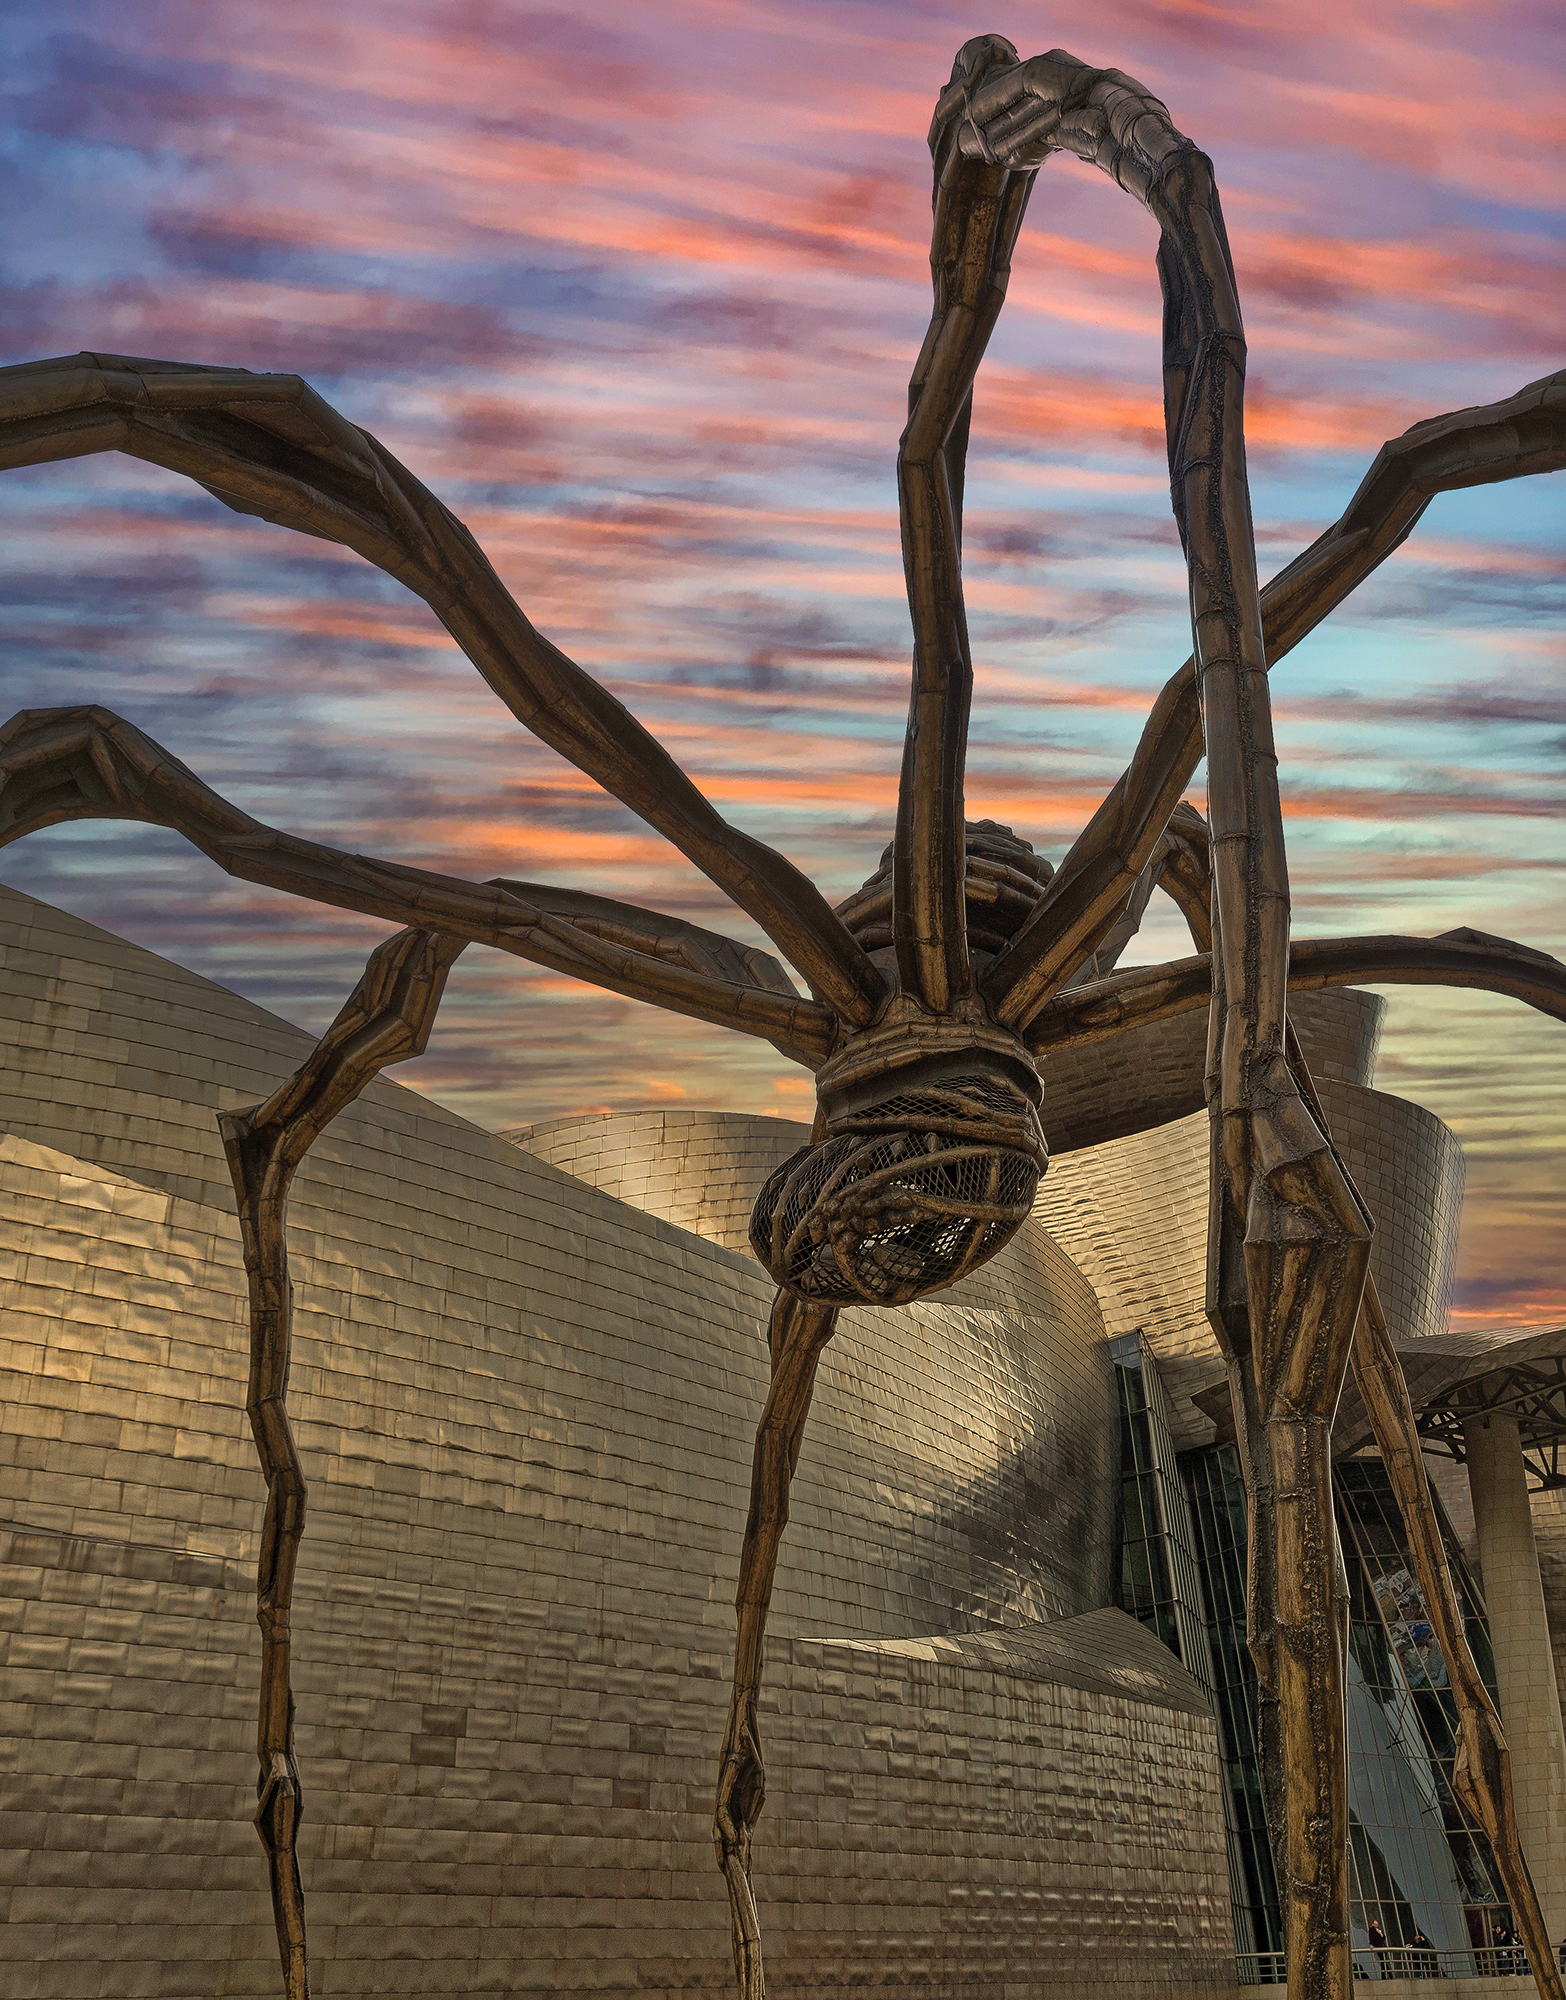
(7, 0, 1561, 1331)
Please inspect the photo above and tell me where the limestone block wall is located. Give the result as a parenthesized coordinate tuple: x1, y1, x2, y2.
(0, 884, 1234, 1999)
(1529, 1481, 1566, 1748)
(1417, 1390, 1566, 1752)
(1464, 1415, 1566, 1939)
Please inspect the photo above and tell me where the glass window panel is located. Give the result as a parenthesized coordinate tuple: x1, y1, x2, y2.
(1175, 1441, 1505, 1972)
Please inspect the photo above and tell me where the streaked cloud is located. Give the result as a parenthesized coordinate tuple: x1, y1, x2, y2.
(1, 0, 1561, 1327)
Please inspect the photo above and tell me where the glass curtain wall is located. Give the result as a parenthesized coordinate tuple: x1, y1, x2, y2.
(1177, 1442, 1284, 1960)
(1112, 1333, 1214, 1672)
(1111, 1337, 1258, 1956)
(1171, 1439, 1508, 1976)
(1336, 1459, 1507, 1966)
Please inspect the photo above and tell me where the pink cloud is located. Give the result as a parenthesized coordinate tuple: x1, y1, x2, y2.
(4, 0, 1561, 1326)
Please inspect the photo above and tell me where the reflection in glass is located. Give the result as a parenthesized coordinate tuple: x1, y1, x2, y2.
(1337, 1458, 1501, 1970)
(1168, 1440, 1506, 1972)
(1175, 1441, 1283, 1958)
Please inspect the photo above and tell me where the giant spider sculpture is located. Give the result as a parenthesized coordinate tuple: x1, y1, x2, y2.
(1, 34, 1564, 2000)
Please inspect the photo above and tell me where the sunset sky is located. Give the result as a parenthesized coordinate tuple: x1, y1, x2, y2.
(2, 0, 1562, 1327)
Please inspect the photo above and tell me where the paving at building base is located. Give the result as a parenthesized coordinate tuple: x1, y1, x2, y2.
(2, 879, 1564, 1997)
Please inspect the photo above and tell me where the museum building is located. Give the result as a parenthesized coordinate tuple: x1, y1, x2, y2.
(3, 876, 1565, 1998)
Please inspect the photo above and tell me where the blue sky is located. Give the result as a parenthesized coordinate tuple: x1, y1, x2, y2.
(2, 0, 1562, 1321)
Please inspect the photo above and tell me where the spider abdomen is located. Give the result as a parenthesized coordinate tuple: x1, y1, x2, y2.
(749, 1066, 1047, 1306)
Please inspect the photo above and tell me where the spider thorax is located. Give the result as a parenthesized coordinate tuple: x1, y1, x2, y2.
(750, 823, 1053, 1307)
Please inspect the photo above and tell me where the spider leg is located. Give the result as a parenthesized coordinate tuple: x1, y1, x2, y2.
(1082, 785, 1562, 1996)
(704, 69, 1048, 1959)
(1279, 1034, 1565, 2000)
(1353, 1268, 1559, 1993)
(714, 1284, 839, 2000)
(1054, 850, 1161, 990)
(0, 705, 836, 1065)
(975, 54, 1563, 1974)
(1027, 928, 1566, 1055)
(895, 37, 1037, 1012)
(1055, 800, 1213, 988)
(219, 925, 465, 2000)
(1150, 800, 1215, 954)
(1203, 1020, 1370, 2000)
(491, 878, 804, 1000)
(984, 370, 1566, 1030)
(0, 352, 884, 1026)
(944, 44, 1378, 1992)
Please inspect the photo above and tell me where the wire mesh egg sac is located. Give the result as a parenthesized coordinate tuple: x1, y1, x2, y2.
(749, 1070, 1048, 1307)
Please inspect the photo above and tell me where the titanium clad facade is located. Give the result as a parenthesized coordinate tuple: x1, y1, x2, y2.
(0, 882, 1235, 2000)
(1035, 1079, 1465, 1450)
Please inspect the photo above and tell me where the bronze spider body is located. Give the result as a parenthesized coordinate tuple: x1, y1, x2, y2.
(1, 35, 1564, 2000)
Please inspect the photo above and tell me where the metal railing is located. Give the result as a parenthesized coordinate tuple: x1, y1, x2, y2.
(1239, 1945, 1563, 1984)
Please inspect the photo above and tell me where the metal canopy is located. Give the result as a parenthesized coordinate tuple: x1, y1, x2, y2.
(1333, 1323, 1566, 1488)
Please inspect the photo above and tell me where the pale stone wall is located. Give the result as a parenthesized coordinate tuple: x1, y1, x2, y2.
(1464, 1413, 1566, 1940)
(1529, 1479, 1566, 1745)
(0, 883, 1236, 1999)
(1432, 1393, 1566, 1763)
